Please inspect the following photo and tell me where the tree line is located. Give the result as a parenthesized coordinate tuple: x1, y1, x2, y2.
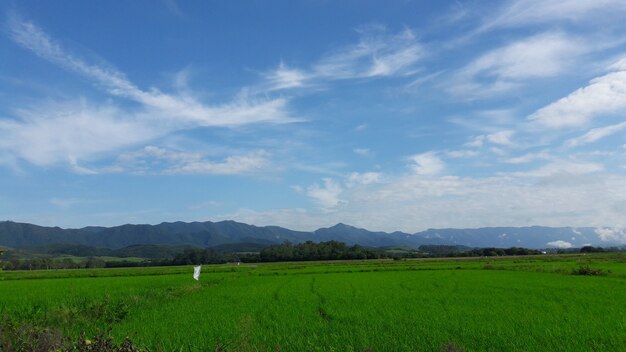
(0, 257, 173, 270)
(1, 242, 622, 270)
(444, 247, 543, 257)
(171, 240, 385, 265)
(259, 240, 383, 261)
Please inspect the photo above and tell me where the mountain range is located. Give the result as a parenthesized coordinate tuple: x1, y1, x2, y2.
(0, 220, 623, 250)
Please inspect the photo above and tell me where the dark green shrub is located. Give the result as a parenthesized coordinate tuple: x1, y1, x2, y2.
(572, 265, 604, 276)
(0, 316, 145, 352)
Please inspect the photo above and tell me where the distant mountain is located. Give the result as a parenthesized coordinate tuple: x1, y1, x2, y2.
(416, 226, 616, 248)
(17, 243, 199, 259)
(0, 221, 91, 247)
(0, 220, 305, 249)
(0, 220, 623, 249)
(313, 223, 417, 247)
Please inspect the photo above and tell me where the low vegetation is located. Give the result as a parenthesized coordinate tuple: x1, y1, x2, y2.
(572, 265, 605, 276)
(0, 319, 143, 352)
(2, 241, 624, 271)
(0, 253, 624, 351)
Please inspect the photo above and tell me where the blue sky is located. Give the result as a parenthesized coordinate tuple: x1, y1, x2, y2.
(1, 1, 626, 238)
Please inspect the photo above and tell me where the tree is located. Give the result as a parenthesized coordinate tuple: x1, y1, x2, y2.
(85, 257, 106, 268)
(259, 240, 386, 262)
(580, 246, 604, 253)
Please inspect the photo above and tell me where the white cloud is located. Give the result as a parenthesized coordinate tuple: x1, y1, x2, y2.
(306, 178, 345, 210)
(529, 57, 626, 128)
(566, 122, 626, 147)
(116, 146, 269, 175)
(8, 13, 139, 100)
(315, 28, 422, 79)
(449, 32, 585, 97)
(50, 197, 83, 208)
(464, 135, 485, 148)
(467, 32, 581, 79)
(481, 0, 626, 30)
(486, 130, 515, 146)
(490, 147, 508, 156)
(174, 152, 268, 175)
(594, 227, 626, 242)
(447, 150, 479, 158)
(546, 240, 573, 248)
(408, 152, 445, 176)
(2, 14, 296, 170)
(187, 200, 220, 211)
(505, 152, 551, 164)
(0, 100, 158, 167)
(476, 109, 517, 125)
(459, 131, 514, 151)
(509, 160, 604, 177)
(406, 70, 445, 88)
(263, 27, 422, 91)
(367, 44, 421, 77)
(68, 156, 98, 175)
(346, 172, 382, 187)
(263, 62, 309, 90)
(355, 124, 368, 132)
(228, 170, 626, 233)
(353, 148, 370, 156)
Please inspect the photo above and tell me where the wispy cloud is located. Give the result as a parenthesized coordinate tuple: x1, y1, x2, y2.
(305, 178, 345, 210)
(486, 130, 515, 146)
(8, 14, 296, 127)
(262, 62, 309, 91)
(446, 150, 479, 158)
(464, 135, 485, 148)
(346, 172, 382, 187)
(262, 27, 422, 91)
(566, 121, 626, 147)
(447, 32, 586, 97)
(408, 152, 445, 176)
(355, 124, 368, 132)
(460, 131, 515, 150)
(529, 57, 626, 128)
(479, 0, 626, 31)
(50, 197, 85, 208)
(505, 151, 551, 164)
(116, 146, 270, 175)
(0, 100, 157, 166)
(314, 27, 422, 79)
(234, 166, 626, 233)
(353, 148, 370, 156)
(508, 159, 604, 177)
(2, 13, 297, 171)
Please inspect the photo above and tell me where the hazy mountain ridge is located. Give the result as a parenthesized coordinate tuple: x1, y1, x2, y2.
(0, 220, 622, 249)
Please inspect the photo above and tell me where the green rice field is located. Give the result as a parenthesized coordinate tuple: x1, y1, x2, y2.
(1, 253, 625, 351)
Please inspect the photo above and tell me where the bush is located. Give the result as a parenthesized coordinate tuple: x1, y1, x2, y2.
(580, 246, 604, 253)
(0, 316, 144, 352)
(572, 265, 604, 276)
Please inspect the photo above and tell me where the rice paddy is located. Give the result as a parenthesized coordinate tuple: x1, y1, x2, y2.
(1, 253, 625, 351)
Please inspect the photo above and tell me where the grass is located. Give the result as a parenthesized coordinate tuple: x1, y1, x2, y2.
(1, 253, 624, 351)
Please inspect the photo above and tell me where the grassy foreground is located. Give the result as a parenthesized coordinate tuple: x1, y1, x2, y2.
(1, 254, 625, 351)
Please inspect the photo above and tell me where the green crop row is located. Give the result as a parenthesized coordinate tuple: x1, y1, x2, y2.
(0, 254, 624, 351)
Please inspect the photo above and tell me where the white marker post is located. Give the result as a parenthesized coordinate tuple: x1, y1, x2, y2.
(193, 265, 202, 281)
